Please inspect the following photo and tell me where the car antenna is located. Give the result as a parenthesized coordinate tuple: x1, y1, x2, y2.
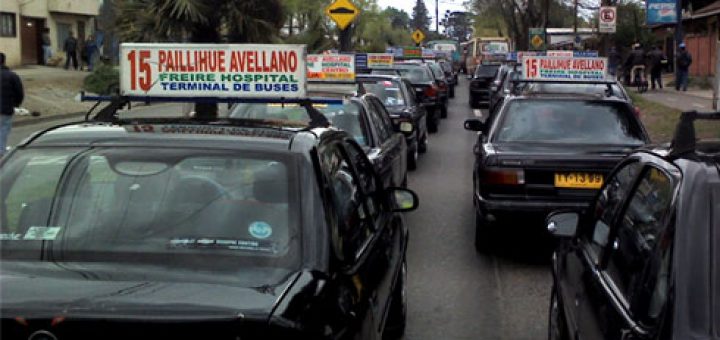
(300, 100, 331, 128)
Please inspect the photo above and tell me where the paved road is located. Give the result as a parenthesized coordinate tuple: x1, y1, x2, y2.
(8, 79, 553, 340)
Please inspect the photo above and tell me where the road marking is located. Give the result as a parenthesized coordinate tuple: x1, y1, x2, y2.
(473, 109, 483, 118)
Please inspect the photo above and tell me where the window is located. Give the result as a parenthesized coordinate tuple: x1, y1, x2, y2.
(366, 98, 392, 144)
(582, 161, 642, 263)
(606, 167, 675, 322)
(0, 12, 16, 37)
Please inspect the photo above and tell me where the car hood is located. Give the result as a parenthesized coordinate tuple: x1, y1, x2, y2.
(0, 261, 299, 319)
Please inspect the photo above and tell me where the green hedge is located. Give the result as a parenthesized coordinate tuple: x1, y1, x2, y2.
(83, 64, 120, 95)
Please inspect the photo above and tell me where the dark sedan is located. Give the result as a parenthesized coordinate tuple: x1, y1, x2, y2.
(358, 74, 429, 170)
(230, 93, 408, 188)
(0, 105, 419, 340)
(464, 94, 649, 252)
(547, 112, 720, 340)
(391, 63, 443, 133)
(425, 61, 451, 118)
(469, 63, 501, 109)
(438, 59, 458, 98)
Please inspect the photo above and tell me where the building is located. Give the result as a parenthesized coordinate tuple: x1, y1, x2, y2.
(0, 0, 100, 67)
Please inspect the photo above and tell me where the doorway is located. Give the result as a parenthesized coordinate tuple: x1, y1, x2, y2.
(20, 17, 45, 65)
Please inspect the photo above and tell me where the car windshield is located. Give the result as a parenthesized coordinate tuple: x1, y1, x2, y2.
(525, 83, 626, 99)
(229, 102, 368, 145)
(394, 65, 434, 82)
(475, 65, 500, 78)
(494, 100, 645, 145)
(0, 147, 300, 278)
(360, 80, 406, 108)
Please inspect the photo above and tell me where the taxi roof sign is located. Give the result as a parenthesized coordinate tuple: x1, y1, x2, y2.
(325, 0, 360, 30)
(119, 43, 307, 99)
(521, 56, 608, 82)
(307, 54, 356, 83)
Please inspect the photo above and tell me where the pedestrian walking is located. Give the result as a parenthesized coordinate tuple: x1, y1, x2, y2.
(608, 46, 621, 77)
(648, 45, 666, 90)
(0, 52, 24, 156)
(83, 35, 98, 72)
(41, 28, 52, 65)
(676, 42, 693, 91)
(624, 43, 647, 85)
(63, 32, 78, 70)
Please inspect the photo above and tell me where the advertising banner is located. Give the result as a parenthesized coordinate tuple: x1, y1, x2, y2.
(307, 54, 355, 82)
(647, 0, 677, 25)
(120, 43, 307, 98)
(367, 53, 394, 68)
(403, 47, 422, 58)
(521, 56, 608, 81)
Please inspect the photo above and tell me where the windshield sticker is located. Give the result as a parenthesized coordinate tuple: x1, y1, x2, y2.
(248, 221, 273, 239)
(168, 238, 276, 253)
(23, 226, 62, 241)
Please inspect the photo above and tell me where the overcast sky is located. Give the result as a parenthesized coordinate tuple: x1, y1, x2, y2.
(377, 0, 469, 22)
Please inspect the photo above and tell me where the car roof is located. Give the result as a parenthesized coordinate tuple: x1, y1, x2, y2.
(356, 74, 402, 82)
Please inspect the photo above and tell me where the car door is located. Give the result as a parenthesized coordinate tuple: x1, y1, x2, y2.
(561, 160, 678, 339)
(556, 160, 643, 340)
(365, 96, 406, 188)
(320, 141, 397, 339)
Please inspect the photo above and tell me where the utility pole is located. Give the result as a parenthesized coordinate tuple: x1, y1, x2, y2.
(339, 24, 352, 52)
(543, 0, 550, 47)
(436, 0, 439, 34)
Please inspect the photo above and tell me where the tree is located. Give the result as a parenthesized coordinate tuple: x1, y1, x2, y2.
(385, 7, 411, 30)
(410, 0, 431, 32)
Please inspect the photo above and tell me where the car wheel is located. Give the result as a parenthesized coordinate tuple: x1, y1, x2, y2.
(427, 109, 439, 133)
(418, 131, 428, 153)
(470, 95, 480, 109)
(449, 86, 455, 98)
(474, 212, 492, 253)
(407, 146, 418, 171)
(383, 259, 407, 339)
(549, 284, 569, 340)
(440, 103, 448, 118)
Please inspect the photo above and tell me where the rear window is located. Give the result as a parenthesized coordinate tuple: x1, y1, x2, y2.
(494, 100, 645, 145)
(475, 65, 500, 78)
(360, 80, 406, 108)
(394, 65, 434, 82)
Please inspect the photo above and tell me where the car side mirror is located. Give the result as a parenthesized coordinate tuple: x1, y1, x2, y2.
(546, 211, 580, 238)
(464, 118, 485, 132)
(388, 187, 419, 212)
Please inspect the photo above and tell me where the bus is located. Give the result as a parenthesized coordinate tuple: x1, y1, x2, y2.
(426, 40, 461, 70)
(461, 37, 511, 74)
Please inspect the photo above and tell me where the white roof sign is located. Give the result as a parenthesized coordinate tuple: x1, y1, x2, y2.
(521, 56, 608, 82)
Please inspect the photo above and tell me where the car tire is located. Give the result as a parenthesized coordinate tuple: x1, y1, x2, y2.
(418, 132, 428, 153)
(549, 284, 569, 340)
(449, 86, 455, 98)
(407, 146, 418, 171)
(474, 212, 492, 253)
(427, 109, 439, 133)
(470, 95, 480, 109)
(383, 259, 407, 339)
(440, 103, 448, 118)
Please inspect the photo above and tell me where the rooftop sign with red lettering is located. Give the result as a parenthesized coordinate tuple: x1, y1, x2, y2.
(521, 56, 608, 81)
(307, 54, 355, 82)
(367, 53, 394, 68)
(120, 43, 307, 98)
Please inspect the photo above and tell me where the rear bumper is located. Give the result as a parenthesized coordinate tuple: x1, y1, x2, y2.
(470, 89, 491, 103)
(474, 191, 590, 216)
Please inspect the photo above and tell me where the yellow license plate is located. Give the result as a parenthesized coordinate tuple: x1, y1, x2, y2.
(554, 173, 604, 189)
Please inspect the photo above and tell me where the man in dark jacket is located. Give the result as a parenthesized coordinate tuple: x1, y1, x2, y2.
(676, 42, 692, 91)
(64, 32, 78, 70)
(608, 47, 622, 77)
(624, 43, 646, 84)
(648, 45, 666, 90)
(0, 52, 24, 155)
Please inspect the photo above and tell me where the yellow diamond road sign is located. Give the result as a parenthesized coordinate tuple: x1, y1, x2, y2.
(531, 35, 544, 49)
(325, 0, 360, 30)
(412, 29, 426, 44)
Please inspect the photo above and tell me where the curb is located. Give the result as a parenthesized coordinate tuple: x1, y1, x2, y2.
(13, 111, 87, 128)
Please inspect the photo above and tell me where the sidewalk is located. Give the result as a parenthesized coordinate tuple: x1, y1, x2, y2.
(638, 74, 714, 111)
(11, 65, 94, 126)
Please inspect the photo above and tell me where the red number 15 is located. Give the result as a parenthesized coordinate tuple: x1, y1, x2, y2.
(525, 58, 538, 78)
(128, 50, 152, 92)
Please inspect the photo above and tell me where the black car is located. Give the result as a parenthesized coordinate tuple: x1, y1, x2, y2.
(546, 111, 720, 340)
(425, 61, 451, 118)
(0, 101, 418, 340)
(230, 89, 408, 188)
(488, 63, 520, 115)
(438, 59, 458, 98)
(391, 62, 443, 132)
(464, 92, 650, 252)
(357, 74, 429, 170)
(469, 63, 501, 109)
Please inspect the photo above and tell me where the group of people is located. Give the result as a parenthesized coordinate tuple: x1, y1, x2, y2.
(608, 42, 693, 91)
(41, 30, 98, 71)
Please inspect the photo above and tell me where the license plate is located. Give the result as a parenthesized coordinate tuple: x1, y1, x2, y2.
(554, 173, 604, 189)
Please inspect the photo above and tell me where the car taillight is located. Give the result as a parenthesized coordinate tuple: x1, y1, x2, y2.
(424, 86, 438, 97)
(481, 168, 525, 185)
(634, 106, 642, 118)
(438, 81, 447, 90)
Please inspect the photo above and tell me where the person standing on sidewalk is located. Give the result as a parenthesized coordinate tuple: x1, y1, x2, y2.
(63, 32, 78, 70)
(648, 45, 666, 90)
(676, 43, 692, 91)
(83, 35, 98, 72)
(41, 28, 52, 65)
(608, 46, 622, 77)
(0, 53, 24, 156)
